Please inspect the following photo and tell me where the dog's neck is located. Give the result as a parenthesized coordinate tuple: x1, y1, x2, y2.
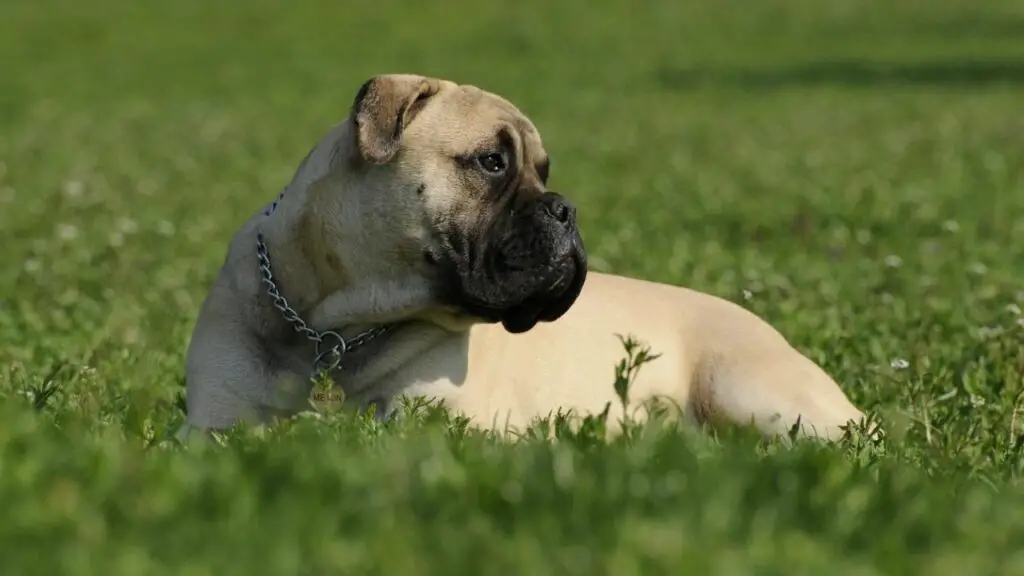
(252, 197, 453, 394)
(253, 182, 441, 326)
(248, 128, 450, 372)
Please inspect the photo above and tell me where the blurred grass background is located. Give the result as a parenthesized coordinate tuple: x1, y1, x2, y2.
(2, 0, 1024, 573)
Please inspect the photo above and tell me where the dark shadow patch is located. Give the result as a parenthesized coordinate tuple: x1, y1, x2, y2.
(656, 58, 1024, 91)
(915, 15, 1024, 41)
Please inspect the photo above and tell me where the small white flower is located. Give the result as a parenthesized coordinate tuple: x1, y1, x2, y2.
(157, 220, 176, 236)
(941, 220, 960, 233)
(63, 180, 84, 198)
(977, 325, 1004, 339)
(884, 255, 902, 268)
(742, 289, 753, 300)
(1006, 303, 1022, 316)
(890, 358, 910, 370)
(118, 217, 138, 234)
(56, 223, 79, 241)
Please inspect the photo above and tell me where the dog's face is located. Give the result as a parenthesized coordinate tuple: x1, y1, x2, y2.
(320, 74, 587, 334)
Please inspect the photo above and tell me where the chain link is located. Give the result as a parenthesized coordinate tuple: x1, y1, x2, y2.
(256, 232, 394, 376)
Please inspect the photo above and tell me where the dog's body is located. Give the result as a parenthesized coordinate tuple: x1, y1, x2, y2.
(178, 74, 867, 443)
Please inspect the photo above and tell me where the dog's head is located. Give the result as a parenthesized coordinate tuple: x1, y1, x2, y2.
(302, 74, 587, 334)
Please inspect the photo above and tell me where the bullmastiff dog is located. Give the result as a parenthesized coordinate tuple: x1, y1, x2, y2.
(177, 73, 869, 443)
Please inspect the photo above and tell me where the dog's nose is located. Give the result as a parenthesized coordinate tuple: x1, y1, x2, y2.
(539, 193, 576, 226)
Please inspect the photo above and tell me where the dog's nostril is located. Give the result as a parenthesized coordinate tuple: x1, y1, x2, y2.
(553, 203, 570, 223)
(538, 192, 574, 226)
(545, 198, 573, 225)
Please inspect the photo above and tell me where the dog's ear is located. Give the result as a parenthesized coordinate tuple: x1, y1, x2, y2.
(351, 74, 440, 165)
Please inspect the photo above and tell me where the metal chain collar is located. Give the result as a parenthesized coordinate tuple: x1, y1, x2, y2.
(255, 231, 394, 377)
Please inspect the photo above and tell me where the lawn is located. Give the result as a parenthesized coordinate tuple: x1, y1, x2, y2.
(2, 0, 1024, 573)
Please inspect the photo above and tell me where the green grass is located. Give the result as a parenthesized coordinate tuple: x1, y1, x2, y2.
(2, 0, 1024, 573)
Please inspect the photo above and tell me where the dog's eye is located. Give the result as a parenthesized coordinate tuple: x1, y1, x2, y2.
(476, 153, 506, 175)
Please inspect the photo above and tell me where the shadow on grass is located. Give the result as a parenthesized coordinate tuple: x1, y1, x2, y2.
(656, 58, 1024, 90)
(915, 15, 1024, 41)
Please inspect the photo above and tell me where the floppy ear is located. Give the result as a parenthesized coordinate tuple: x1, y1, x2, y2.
(350, 74, 440, 165)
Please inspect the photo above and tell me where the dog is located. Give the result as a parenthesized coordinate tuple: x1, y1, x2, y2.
(177, 73, 869, 444)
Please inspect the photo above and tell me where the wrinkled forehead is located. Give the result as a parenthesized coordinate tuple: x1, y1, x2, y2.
(417, 85, 547, 161)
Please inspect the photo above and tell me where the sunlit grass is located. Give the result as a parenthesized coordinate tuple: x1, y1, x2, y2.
(2, 0, 1024, 573)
